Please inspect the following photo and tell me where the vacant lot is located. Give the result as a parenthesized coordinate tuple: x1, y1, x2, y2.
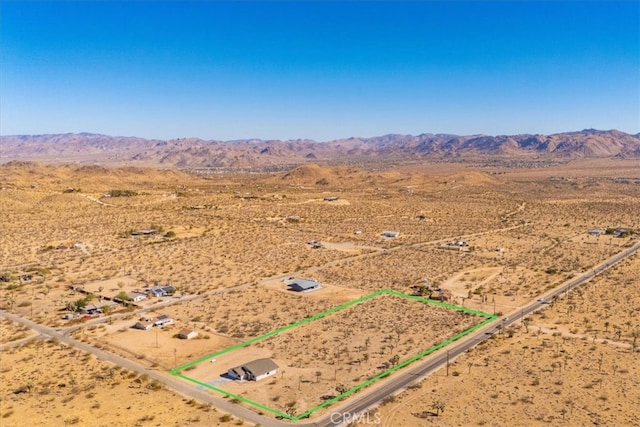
(0, 338, 249, 427)
(183, 292, 484, 415)
(374, 252, 640, 427)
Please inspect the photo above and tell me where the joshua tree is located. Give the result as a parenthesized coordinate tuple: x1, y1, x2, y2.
(431, 400, 446, 416)
(615, 328, 622, 341)
(6, 295, 15, 311)
(285, 406, 297, 417)
(389, 355, 400, 367)
(315, 371, 322, 383)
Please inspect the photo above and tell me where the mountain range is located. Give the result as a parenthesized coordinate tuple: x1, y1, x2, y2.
(1, 129, 639, 169)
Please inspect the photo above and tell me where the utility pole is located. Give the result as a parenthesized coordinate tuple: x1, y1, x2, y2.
(446, 350, 450, 376)
(174, 348, 177, 367)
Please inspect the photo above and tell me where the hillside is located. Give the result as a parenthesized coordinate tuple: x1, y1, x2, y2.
(1, 129, 639, 169)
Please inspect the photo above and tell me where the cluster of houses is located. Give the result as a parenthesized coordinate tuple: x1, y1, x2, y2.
(132, 314, 199, 340)
(63, 283, 177, 321)
(119, 285, 177, 303)
(588, 227, 635, 237)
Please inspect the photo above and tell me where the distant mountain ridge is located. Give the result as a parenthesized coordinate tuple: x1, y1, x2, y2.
(1, 129, 639, 169)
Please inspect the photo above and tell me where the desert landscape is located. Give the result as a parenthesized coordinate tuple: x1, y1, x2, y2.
(3, 0, 638, 424)
(1, 156, 639, 426)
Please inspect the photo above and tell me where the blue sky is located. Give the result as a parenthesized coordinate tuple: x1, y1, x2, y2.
(1, 1, 638, 141)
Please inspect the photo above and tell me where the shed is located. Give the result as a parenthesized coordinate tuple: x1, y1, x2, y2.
(177, 329, 198, 340)
(382, 231, 400, 238)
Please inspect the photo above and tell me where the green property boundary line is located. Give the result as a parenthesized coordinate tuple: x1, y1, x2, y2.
(169, 289, 497, 421)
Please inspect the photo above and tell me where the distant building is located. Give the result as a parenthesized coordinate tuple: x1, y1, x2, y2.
(153, 315, 174, 328)
(308, 240, 322, 249)
(129, 292, 147, 302)
(177, 329, 199, 340)
(587, 229, 602, 236)
(324, 196, 339, 201)
(80, 304, 100, 315)
(382, 231, 400, 238)
(147, 285, 176, 298)
(133, 321, 152, 330)
(228, 358, 279, 381)
(613, 228, 633, 237)
(131, 229, 157, 236)
(285, 278, 321, 292)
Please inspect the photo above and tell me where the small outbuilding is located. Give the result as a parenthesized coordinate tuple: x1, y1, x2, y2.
(177, 329, 199, 340)
(228, 358, 279, 381)
(382, 231, 400, 238)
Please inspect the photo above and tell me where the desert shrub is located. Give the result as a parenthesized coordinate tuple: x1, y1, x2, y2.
(107, 189, 137, 197)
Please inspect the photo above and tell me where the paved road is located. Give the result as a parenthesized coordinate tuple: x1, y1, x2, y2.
(3, 239, 637, 427)
(0, 310, 283, 427)
(306, 240, 640, 427)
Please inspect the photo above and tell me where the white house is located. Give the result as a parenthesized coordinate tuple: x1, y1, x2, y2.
(129, 292, 147, 302)
(153, 314, 174, 328)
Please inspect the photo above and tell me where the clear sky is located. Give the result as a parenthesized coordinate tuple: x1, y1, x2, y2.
(1, 1, 638, 141)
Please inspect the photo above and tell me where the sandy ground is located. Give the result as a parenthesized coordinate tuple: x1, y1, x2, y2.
(370, 250, 640, 427)
(1, 160, 638, 425)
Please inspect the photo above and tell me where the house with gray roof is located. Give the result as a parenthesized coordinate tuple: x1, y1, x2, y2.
(228, 358, 279, 381)
(283, 278, 321, 292)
